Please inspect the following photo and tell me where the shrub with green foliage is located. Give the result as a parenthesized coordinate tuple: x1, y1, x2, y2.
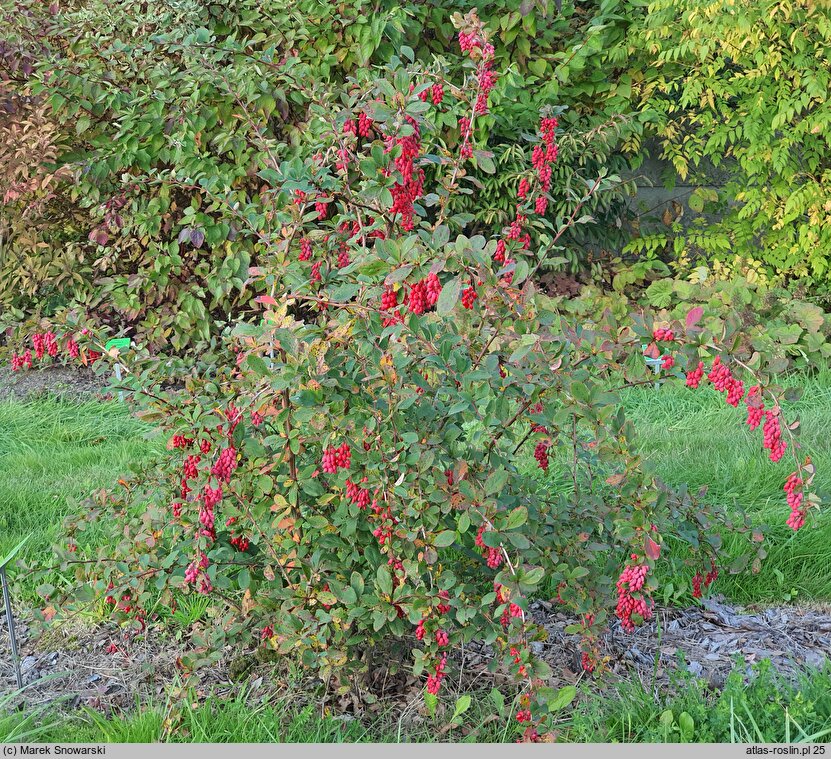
(38, 27, 820, 741)
(623, 0, 831, 282)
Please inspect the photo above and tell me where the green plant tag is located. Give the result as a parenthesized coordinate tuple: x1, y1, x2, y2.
(105, 338, 131, 352)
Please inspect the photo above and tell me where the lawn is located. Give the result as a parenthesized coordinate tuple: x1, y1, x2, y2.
(1, 373, 830, 743)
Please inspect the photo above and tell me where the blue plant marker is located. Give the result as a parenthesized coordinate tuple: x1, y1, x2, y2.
(642, 343, 663, 389)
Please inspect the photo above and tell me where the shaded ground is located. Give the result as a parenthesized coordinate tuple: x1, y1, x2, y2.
(0, 366, 107, 401)
(3, 596, 830, 716)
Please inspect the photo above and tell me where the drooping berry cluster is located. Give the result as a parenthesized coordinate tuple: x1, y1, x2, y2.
(345, 477, 371, 509)
(652, 327, 675, 342)
(615, 558, 653, 633)
(784, 472, 806, 530)
(490, 117, 558, 279)
(745, 385, 765, 429)
(11, 328, 102, 372)
(533, 440, 550, 471)
(461, 285, 477, 309)
(184, 551, 211, 595)
(707, 356, 745, 407)
(475, 524, 504, 568)
(211, 446, 238, 483)
(386, 115, 424, 231)
(691, 560, 718, 598)
(426, 653, 448, 695)
(509, 646, 528, 678)
(406, 272, 442, 315)
(322, 442, 351, 473)
(762, 408, 787, 462)
(685, 361, 704, 388)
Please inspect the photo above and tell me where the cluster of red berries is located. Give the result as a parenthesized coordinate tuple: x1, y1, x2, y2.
(615, 558, 653, 633)
(183, 454, 200, 480)
(745, 385, 765, 429)
(529, 117, 558, 213)
(230, 534, 250, 552)
(418, 82, 445, 106)
(345, 477, 371, 509)
(184, 551, 211, 595)
(661, 355, 675, 370)
(386, 115, 425, 231)
(533, 440, 550, 471)
(509, 646, 528, 678)
(581, 652, 596, 673)
(260, 625, 274, 642)
(322, 442, 351, 473)
(691, 560, 718, 598)
(461, 285, 477, 309)
(299, 238, 312, 261)
(784, 472, 806, 530)
(686, 361, 705, 388)
(474, 54, 498, 116)
(516, 710, 532, 723)
(652, 328, 675, 342)
(707, 356, 745, 407)
(500, 601, 524, 629)
(211, 446, 237, 483)
(12, 329, 100, 371)
(368, 497, 397, 547)
(762, 408, 787, 463)
(490, 117, 558, 278)
(475, 524, 503, 568)
(426, 653, 448, 695)
(406, 273, 442, 315)
(343, 112, 373, 138)
(437, 589, 451, 614)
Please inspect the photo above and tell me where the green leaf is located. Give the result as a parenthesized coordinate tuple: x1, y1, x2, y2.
(437, 277, 461, 315)
(484, 467, 509, 496)
(507, 506, 527, 529)
(318, 591, 338, 606)
(546, 685, 577, 712)
(452, 694, 472, 720)
(328, 283, 360, 302)
(434, 530, 456, 547)
(376, 565, 393, 596)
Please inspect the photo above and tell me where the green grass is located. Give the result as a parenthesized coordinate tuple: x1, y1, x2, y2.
(0, 397, 161, 587)
(625, 370, 831, 604)
(5, 660, 831, 743)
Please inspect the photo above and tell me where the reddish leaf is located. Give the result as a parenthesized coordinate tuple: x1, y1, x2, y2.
(644, 342, 660, 359)
(685, 306, 704, 329)
(644, 537, 661, 560)
(256, 295, 278, 306)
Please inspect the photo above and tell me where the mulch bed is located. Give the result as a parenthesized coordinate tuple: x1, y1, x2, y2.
(3, 596, 830, 716)
(0, 365, 108, 401)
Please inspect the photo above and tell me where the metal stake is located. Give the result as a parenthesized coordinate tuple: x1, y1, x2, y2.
(1, 566, 23, 689)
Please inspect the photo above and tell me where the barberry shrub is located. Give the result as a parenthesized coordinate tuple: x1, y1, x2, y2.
(53, 15, 818, 741)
